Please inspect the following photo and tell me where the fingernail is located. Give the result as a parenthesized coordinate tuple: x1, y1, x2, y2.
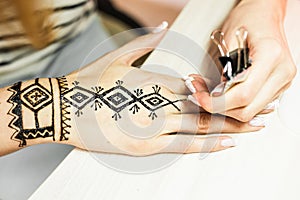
(221, 138, 236, 147)
(249, 116, 266, 127)
(264, 99, 280, 110)
(183, 75, 194, 81)
(211, 83, 225, 97)
(152, 21, 168, 33)
(185, 79, 196, 93)
(234, 69, 248, 82)
(183, 75, 189, 81)
(188, 95, 201, 107)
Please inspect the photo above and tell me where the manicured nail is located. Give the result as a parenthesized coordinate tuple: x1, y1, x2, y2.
(211, 83, 224, 97)
(249, 116, 266, 127)
(183, 75, 190, 81)
(264, 99, 280, 110)
(185, 79, 196, 93)
(188, 95, 201, 107)
(152, 21, 168, 33)
(183, 75, 195, 81)
(221, 138, 236, 147)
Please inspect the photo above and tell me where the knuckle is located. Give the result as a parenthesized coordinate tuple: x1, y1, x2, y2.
(201, 103, 213, 113)
(238, 92, 252, 106)
(237, 109, 254, 122)
(197, 113, 212, 133)
(269, 40, 283, 58)
(286, 64, 297, 81)
(125, 139, 152, 155)
(258, 37, 283, 58)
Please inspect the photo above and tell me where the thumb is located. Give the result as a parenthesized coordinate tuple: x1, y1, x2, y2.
(114, 21, 168, 66)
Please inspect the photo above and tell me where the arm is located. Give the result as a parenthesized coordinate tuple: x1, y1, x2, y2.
(0, 78, 59, 156)
(0, 27, 261, 157)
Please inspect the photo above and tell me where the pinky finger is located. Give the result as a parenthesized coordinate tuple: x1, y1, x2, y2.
(157, 135, 236, 153)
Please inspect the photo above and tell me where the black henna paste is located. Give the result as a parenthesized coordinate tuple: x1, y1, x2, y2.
(7, 79, 55, 147)
(61, 80, 182, 121)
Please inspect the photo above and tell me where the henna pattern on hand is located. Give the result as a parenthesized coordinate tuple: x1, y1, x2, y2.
(7, 77, 183, 147)
(61, 80, 182, 121)
(7, 79, 55, 147)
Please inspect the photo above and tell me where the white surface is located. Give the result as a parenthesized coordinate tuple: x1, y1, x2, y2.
(30, 0, 300, 199)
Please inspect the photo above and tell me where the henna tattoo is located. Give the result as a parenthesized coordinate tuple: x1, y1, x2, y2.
(56, 77, 71, 141)
(61, 80, 182, 121)
(6, 77, 182, 147)
(7, 79, 55, 147)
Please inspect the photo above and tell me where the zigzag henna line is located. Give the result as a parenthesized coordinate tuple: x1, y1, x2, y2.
(7, 79, 55, 147)
(7, 82, 24, 146)
(56, 77, 71, 141)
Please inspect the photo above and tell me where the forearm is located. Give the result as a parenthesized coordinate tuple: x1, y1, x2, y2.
(0, 77, 77, 156)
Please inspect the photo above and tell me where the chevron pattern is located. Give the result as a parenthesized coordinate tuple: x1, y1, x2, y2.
(57, 77, 71, 141)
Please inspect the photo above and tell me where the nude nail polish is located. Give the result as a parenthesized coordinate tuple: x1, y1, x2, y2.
(185, 79, 196, 93)
(152, 21, 168, 33)
(183, 76, 195, 82)
(183, 75, 190, 81)
(221, 138, 236, 147)
(188, 95, 201, 107)
(264, 99, 280, 110)
(249, 116, 266, 127)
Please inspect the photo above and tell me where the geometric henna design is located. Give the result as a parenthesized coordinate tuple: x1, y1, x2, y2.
(56, 77, 71, 141)
(7, 79, 55, 147)
(61, 79, 182, 121)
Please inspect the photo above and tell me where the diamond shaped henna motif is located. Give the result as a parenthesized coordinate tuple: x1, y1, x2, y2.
(20, 84, 52, 112)
(60, 80, 183, 121)
(62, 86, 95, 110)
(70, 92, 89, 103)
(7, 79, 55, 147)
(145, 96, 163, 107)
(140, 93, 175, 111)
(100, 85, 136, 113)
(107, 92, 128, 106)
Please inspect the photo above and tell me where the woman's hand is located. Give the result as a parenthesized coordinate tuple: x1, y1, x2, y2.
(61, 28, 262, 156)
(187, 0, 296, 123)
(0, 23, 263, 157)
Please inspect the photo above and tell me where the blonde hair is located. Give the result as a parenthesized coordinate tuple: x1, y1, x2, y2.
(0, 0, 54, 49)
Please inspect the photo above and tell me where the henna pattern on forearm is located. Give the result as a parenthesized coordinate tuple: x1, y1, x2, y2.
(60, 80, 182, 121)
(7, 79, 55, 147)
(56, 77, 71, 141)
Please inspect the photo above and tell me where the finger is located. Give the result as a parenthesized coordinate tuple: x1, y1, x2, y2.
(217, 96, 279, 123)
(165, 113, 263, 134)
(220, 73, 289, 122)
(191, 40, 282, 113)
(174, 100, 205, 114)
(261, 99, 279, 112)
(157, 135, 236, 153)
(218, 40, 281, 110)
(113, 22, 168, 66)
(183, 75, 214, 111)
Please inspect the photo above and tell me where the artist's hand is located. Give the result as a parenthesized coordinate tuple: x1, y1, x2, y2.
(187, 0, 296, 125)
(62, 26, 262, 156)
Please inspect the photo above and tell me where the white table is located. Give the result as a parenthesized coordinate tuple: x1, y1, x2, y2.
(30, 0, 300, 199)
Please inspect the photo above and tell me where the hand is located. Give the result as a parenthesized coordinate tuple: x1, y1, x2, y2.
(62, 28, 261, 156)
(187, 0, 296, 123)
